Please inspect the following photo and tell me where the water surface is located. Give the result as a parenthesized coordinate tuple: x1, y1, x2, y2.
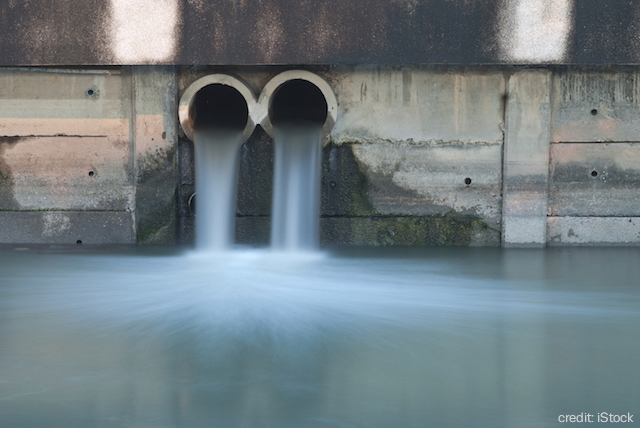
(0, 246, 638, 427)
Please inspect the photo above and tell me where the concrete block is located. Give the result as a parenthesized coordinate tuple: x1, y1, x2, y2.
(551, 69, 640, 143)
(549, 143, 640, 216)
(329, 66, 505, 145)
(502, 70, 551, 247)
(547, 217, 640, 246)
(0, 211, 135, 244)
(0, 136, 133, 211)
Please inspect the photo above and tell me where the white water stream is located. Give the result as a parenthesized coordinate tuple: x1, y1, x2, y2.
(193, 129, 243, 251)
(271, 123, 323, 251)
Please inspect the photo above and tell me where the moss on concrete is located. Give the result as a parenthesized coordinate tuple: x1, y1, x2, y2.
(322, 212, 499, 246)
(321, 140, 376, 216)
(136, 147, 178, 245)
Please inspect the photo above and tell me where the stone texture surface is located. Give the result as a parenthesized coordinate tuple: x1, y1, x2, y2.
(549, 143, 640, 217)
(502, 70, 551, 247)
(547, 217, 640, 246)
(0, 211, 134, 244)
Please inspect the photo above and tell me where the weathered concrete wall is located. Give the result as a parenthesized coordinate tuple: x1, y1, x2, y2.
(0, 67, 179, 244)
(4, 65, 640, 246)
(133, 67, 179, 244)
(323, 66, 504, 245)
(547, 68, 640, 246)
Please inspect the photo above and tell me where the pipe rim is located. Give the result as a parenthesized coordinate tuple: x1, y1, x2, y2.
(178, 74, 258, 142)
(257, 70, 338, 140)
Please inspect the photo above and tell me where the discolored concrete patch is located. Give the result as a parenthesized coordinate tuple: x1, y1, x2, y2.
(549, 143, 640, 217)
(0, 211, 134, 244)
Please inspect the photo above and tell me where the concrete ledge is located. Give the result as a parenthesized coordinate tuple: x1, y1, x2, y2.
(547, 217, 640, 246)
(0, 211, 135, 244)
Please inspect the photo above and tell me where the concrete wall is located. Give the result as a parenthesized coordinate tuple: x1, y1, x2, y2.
(0, 66, 178, 245)
(2, 65, 640, 246)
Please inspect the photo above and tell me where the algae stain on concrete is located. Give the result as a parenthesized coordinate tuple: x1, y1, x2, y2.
(136, 146, 177, 244)
(359, 214, 497, 246)
(321, 141, 499, 246)
(322, 140, 376, 217)
(137, 192, 176, 244)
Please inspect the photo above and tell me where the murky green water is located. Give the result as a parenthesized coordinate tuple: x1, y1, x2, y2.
(0, 246, 638, 427)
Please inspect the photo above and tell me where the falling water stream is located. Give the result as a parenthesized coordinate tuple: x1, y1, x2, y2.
(193, 129, 243, 251)
(271, 122, 323, 251)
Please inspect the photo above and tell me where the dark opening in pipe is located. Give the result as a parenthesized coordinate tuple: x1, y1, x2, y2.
(269, 79, 328, 125)
(190, 84, 249, 131)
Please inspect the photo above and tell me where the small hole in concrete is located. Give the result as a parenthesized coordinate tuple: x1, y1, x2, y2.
(591, 170, 598, 177)
(591, 109, 598, 116)
(76, 240, 83, 244)
(330, 181, 337, 188)
(464, 177, 472, 185)
(88, 171, 95, 177)
(86, 89, 95, 97)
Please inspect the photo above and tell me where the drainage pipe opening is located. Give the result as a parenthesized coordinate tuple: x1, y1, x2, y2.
(179, 74, 257, 142)
(191, 84, 249, 132)
(269, 79, 328, 126)
(258, 70, 338, 140)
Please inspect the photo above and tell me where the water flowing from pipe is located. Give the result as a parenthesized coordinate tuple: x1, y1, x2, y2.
(271, 122, 323, 251)
(194, 129, 243, 251)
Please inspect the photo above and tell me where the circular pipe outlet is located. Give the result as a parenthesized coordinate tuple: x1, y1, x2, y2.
(179, 74, 257, 142)
(257, 70, 338, 140)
